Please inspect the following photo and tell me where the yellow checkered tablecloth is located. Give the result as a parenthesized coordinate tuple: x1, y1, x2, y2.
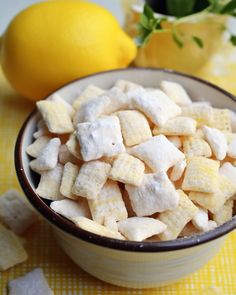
(0, 45, 236, 294)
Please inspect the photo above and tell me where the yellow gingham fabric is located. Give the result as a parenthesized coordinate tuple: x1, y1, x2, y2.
(0, 42, 236, 294)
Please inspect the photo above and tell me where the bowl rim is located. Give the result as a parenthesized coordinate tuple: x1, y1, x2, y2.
(15, 67, 236, 252)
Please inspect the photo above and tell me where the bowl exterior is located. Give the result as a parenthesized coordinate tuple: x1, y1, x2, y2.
(52, 222, 226, 288)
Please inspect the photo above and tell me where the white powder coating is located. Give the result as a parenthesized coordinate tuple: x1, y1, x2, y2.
(160, 80, 192, 106)
(26, 135, 51, 158)
(192, 207, 209, 231)
(126, 172, 179, 216)
(219, 162, 236, 193)
(48, 93, 75, 118)
(203, 125, 227, 160)
(76, 116, 125, 162)
(131, 89, 181, 126)
(8, 268, 53, 295)
(129, 135, 185, 172)
(32, 138, 61, 170)
(117, 217, 166, 242)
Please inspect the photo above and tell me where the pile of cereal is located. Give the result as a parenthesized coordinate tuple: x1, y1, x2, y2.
(27, 80, 236, 242)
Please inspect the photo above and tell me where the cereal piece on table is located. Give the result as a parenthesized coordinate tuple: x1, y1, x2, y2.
(211, 108, 231, 132)
(117, 217, 166, 242)
(160, 80, 192, 106)
(117, 110, 152, 146)
(192, 206, 209, 231)
(58, 144, 81, 165)
(66, 132, 83, 160)
(31, 138, 61, 171)
(60, 162, 80, 199)
(36, 164, 64, 200)
(213, 199, 234, 225)
(167, 136, 182, 149)
(0, 224, 28, 271)
(33, 119, 50, 139)
(129, 135, 185, 172)
(73, 84, 105, 110)
(48, 92, 75, 118)
(227, 139, 236, 158)
(74, 95, 110, 124)
(72, 216, 125, 240)
(72, 160, 111, 200)
(8, 268, 53, 295)
(88, 180, 127, 224)
(170, 159, 186, 182)
(189, 174, 236, 213)
(36, 101, 74, 134)
(104, 216, 118, 232)
(77, 116, 125, 162)
(26, 136, 51, 158)
(181, 105, 213, 127)
(50, 198, 91, 220)
(125, 172, 179, 216)
(229, 109, 236, 132)
(131, 89, 181, 126)
(182, 157, 219, 193)
(202, 125, 227, 160)
(158, 190, 198, 241)
(153, 117, 197, 136)
(183, 137, 212, 158)
(109, 153, 145, 186)
(0, 190, 38, 235)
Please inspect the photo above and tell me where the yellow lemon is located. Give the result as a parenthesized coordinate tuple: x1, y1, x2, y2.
(0, 0, 137, 100)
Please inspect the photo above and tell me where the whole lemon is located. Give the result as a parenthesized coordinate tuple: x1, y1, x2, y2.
(0, 0, 137, 100)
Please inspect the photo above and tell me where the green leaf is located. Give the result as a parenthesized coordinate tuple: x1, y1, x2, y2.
(143, 3, 154, 19)
(230, 35, 236, 46)
(192, 36, 204, 48)
(140, 14, 150, 30)
(207, 0, 223, 13)
(172, 31, 184, 48)
(166, 0, 196, 16)
(220, 0, 236, 14)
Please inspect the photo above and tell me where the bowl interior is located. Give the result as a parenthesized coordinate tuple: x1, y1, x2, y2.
(17, 68, 236, 252)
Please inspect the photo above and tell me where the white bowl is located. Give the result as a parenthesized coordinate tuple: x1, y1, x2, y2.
(15, 68, 236, 289)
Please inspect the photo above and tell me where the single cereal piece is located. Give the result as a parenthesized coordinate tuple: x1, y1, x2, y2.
(117, 110, 152, 146)
(109, 153, 145, 186)
(167, 136, 182, 149)
(129, 135, 185, 172)
(77, 116, 125, 162)
(73, 84, 105, 110)
(33, 119, 50, 139)
(48, 92, 75, 118)
(36, 100, 74, 134)
(72, 216, 125, 240)
(58, 144, 81, 165)
(158, 190, 198, 241)
(227, 139, 236, 158)
(189, 174, 236, 213)
(125, 172, 179, 216)
(0, 224, 28, 271)
(213, 199, 234, 225)
(170, 159, 186, 182)
(66, 132, 83, 160)
(202, 125, 227, 160)
(160, 80, 192, 106)
(181, 105, 213, 127)
(183, 137, 212, 158)
(31, 138, 61, 171)
(29, 159, 44, 175)
(192, 207, 209, 231)
(117, 217, 166, 242)
(153, 117, 197, 136)
(73, 160, 111, 199)
(131, 89, 181, 126)
(8, 268, 53, 295)
(50, 198, 91, 220)
(26, 136, 51, 158)
(36, 164, 64, 200)
(60, 162, 80, 199)
(115, 80, 142, 93)
(0, 190, 38, 235)
(104, 216, 118, 232)
(88, 180, 127, 224)
(182, 157, 219, 193)
(212, 108, 231, 132)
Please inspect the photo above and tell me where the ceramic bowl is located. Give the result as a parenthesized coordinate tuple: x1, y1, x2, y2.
(15, 68, 236, 289)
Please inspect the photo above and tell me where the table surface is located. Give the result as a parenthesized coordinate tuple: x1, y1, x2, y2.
(0, 36, 236, 295)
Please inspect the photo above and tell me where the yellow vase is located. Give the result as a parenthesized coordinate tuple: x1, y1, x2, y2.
(125, 4, 227, 74)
